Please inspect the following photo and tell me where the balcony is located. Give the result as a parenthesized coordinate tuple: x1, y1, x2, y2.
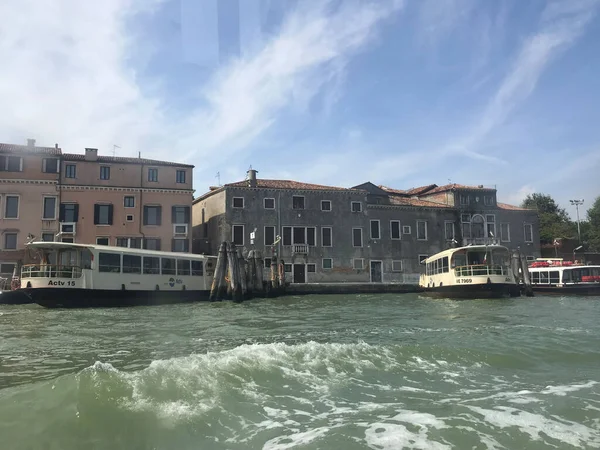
(292, 244, 309, 254)
(463, 238, 499, 246)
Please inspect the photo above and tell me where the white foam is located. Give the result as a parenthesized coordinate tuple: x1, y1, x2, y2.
(364, 422, 451, 450)
(262, 426, 334, 450)
(540, 381, 598, 396)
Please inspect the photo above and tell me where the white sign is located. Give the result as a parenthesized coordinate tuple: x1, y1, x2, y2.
(250, 231, 256, 240)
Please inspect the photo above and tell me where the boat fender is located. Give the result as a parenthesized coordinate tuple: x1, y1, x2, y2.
(182, 285, 186, 291)
(121, 284, 126, 290)
(155, 284, 160, 291)
(439, 282, 443, 287)
(27, 281, 31, 288)
(487, 277, 491, 284)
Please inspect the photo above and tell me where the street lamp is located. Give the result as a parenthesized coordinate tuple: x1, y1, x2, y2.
(573, 245, 583, 263)
(569, 199, 584, 245)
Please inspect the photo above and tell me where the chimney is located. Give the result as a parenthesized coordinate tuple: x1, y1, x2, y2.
(55, 143, 59, 149)
(27, 138, 36, 147)
(247, 168, 258, 188)
(84, 148, 98, 161)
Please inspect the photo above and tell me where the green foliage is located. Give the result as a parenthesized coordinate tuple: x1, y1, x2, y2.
(585, 196, 600, 251)
(521, 193, 576, 245)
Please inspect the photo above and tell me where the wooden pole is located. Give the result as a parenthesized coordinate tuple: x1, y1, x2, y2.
(254, 250, 264, 295)
(210, 242, 227, 301)
(227, 242, 243, 302)
(279, 259, 286, 289)
(270, 255, 278, 292)
(238, 248, 248, 300)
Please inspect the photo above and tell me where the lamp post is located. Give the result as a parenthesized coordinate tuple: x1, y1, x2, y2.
(569, 199, 584, 246)
(573, 245, 583, 263)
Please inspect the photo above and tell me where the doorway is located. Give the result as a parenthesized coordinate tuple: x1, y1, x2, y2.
(293, 264, 306, 283)
(370, 261, 382, 283)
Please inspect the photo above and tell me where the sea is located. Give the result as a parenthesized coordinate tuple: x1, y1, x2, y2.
(0, 294, 599, 450)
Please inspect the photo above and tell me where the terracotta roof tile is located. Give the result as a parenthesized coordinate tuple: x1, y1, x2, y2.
(424, 183, 496, 195)
(405, 184, 438, 196)
(497, 202, 534, 211)
(62, 153, 194, 168)
(378, 185, 408, 195)
(388, 196, 453, 208)
(226, 179, 360, 191)
(0, 143, 61, 155)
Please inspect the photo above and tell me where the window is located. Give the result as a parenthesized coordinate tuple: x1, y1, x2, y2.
(42, 158, 59, 173)
(321, 200, 331, 211)
(461, 214, 471, 239)
(322, 227, 332, 247)
(144, 238, 161, 250)
(524, 223, 533, 243)
(264, 258, 272, 268)
(484, 195, 494, 206)
(96, 237, 109, 245)
(60, 203, 79, 223)
(41, 233, 54, 242)
(460, 194, 469, 205)
(99, 253, 120, 272)
(61, 238, 74, 243)
(265, 226, 276, 246)
(264, 198, 275, 209)
(94, 204, 113, 225)
(0, 263, 15, 273)
(177, 259, 191, 275)
(352, 228, 363, 247)
(549, 271, 560, 284)
(353, 259, 364, 270)
(126, 214, 134, 222)
(172, 239, 189, 252)
(143, 205, 162, 226)
(486, 215, 496, 238)
(116, 237, 142, 248)
(307, 227, 316, 246)
(293, 227, 306, 244)
(148, 168, 158, 182)
(65, 164, 76, 178)
(4, 196, 19, 218)
(284, 264, 292, 273)
(392, 260, 403, 272)
(283, 226, 292, 246)
(161, 258, 176, 275)
(307, 264, 316, 273)
(418, 254, 429, 264)
(172, 206, 190, 224)
(100, 166, 110, 180)
(417, 220, 428, 240)
(322, 258, 333, 269)
(4, 233, 17, 249)
(233, 197, 244, 208)
(292, 196, 305, 210)
(526, 256, 535, 262)
(191, 261, 203, 276)
(500, 223, 510, 242)
(176, 170, 186, 183)
(232, 225, 244, 246)
(402, 225, 411, 235)
(43, 197, 57, 219)
(143, 257, 160, 274)
(124, 196, 135, 208)
(351, 201, 362, 212)
(370, 220, 380, 240)
(0, 155, 22, 172)
(391, 221, 401, 240)
(445, 221, 455, 241)
(123, 255, 142, 274)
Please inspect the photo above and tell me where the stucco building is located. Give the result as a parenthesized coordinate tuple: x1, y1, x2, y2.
(192, 169, 540, 283)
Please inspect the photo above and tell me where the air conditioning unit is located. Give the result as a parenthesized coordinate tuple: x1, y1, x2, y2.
(173, 224, 188, 236)
(60, 222, 76, 235)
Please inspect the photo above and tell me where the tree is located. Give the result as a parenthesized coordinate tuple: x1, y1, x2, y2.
(520, 193, 576, 245)
(585, 196, 600, 251)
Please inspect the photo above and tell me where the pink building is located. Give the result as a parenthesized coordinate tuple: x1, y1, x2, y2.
(0, 141, 194, 281)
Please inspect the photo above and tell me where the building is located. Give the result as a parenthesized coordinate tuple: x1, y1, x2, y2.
(1, 140, 194, 281)
(192, 169, 540, 283)
(0, 140, 61, 279)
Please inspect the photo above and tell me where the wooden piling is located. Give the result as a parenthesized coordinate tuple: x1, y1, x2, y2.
(254, 250, 265, 296)
(238, 248, 248, 299)
(279, 259, 286, 289)
(226, 242, 243, 303)
(210, 242, 228, 301)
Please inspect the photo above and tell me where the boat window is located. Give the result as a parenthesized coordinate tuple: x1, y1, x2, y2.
(562, 269, 571, 283)
(80, 250, 92, 269)
(143, 256, 160, 275)
(531, 272, 540, 283)
(442, 256, 449, 273)
(539, 271, 549, 284)
(177, 259, 191, 276)
(60, 250, 77, 267)
(581, 268, 590, 277)
(549, 271, 559, 284)
(161, 257, 176, 275)
(123, 255, 142, 274)
(453, 253, 466, 268)
(571, 269, 582, 282)
(99, 253, 121, 273)
(191, 260, 203, 276)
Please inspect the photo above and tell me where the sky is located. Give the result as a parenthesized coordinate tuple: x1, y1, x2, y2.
(1, 0, 599, 219)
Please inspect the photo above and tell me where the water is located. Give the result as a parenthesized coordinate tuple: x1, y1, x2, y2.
(1, 294, 599, 449)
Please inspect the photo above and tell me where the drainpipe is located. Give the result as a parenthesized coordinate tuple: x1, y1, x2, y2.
(139, 160, 145, 245)
(277, 191, 282, 262)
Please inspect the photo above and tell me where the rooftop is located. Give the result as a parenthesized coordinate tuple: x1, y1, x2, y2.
(225, 178, 360, 191)
(0, 142, 61, 155)
(387, 196, 454, 208)
(422, 183, 497, 195)
(62, 153, 194, 168)
(496, 202, 535, 211)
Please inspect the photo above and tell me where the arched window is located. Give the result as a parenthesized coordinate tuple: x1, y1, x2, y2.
(471, 214, 485, 239)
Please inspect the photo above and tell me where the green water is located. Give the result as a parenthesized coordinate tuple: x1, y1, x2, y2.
(1, 294, 599, 449)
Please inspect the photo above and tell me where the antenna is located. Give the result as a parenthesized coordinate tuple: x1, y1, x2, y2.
(113, 144, 121, 157)
(216, 171, 221, 186)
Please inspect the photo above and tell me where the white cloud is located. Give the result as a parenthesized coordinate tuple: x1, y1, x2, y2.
(500, 184, 537, 206)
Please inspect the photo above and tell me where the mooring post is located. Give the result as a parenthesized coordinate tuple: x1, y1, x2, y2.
(254, 250, 264, 295)
(210, 242, 227, 301)
(279, 259, 286, 291)
(238, 248, 248, 300)
(226, 242, 243, 302)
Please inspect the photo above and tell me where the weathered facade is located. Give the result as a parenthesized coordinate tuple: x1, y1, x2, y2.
(192, 170, 540, 283)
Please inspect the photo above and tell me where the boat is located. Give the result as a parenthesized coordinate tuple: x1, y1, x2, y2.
(17, 241, 217, 308)
(418, 244, 521, 299)
(527, 258, 600, 295)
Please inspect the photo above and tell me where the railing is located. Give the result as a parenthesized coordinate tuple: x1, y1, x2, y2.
(463, 238, 501, 246)
(292, 244, 309, 254)
(21, 264, 83, 279)
(454, 265, 508, 277)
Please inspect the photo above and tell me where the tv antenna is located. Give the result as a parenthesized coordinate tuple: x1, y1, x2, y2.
(216, 171, 221, 186)
(113, 144, 121, 157)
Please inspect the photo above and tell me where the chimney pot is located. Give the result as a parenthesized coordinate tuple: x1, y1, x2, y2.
(27, 138, 36, 147)
(247, 168, 258, 188)
(84, 147, 98, 161)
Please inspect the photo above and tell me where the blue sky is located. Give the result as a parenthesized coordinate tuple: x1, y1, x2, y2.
(1, 0, 599, 218)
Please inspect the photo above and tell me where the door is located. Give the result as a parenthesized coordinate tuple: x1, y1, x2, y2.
(370, 261, 382, 283)
(293, 264, 306, 283)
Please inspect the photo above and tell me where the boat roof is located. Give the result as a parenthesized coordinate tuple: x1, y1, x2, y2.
(422, 244, 510, 264)
(25, 241, 216, 259)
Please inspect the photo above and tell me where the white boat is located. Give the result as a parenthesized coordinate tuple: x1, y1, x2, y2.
(418, 244, 521, 298)
(18, 241, 217, 308)
(527, 258, 600, 295)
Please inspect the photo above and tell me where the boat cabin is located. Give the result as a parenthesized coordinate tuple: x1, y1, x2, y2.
(424, 245, 512, 278)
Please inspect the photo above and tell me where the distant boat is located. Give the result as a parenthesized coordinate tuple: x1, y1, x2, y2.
(418, 244, 521, 299)
(527, 258, 600, 295)
(17, 241, 217, 308)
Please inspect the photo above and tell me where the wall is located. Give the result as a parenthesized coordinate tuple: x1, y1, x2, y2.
(192, 189, 226, 255)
